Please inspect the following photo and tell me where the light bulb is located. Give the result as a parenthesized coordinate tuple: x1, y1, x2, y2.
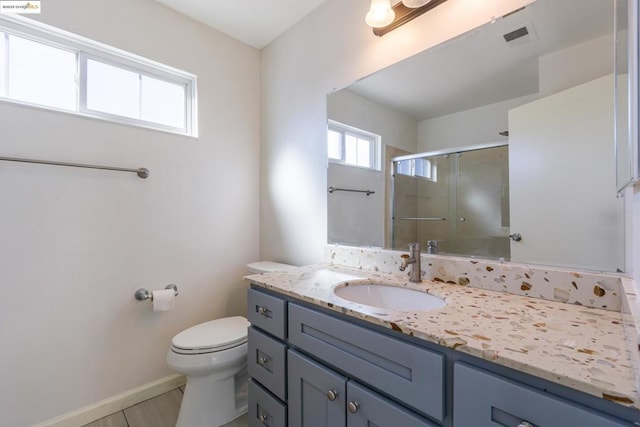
(402, 0, 433, 8)
(365, 0, 395, 28)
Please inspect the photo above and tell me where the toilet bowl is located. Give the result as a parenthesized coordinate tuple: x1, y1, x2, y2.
(167, 261, 295, 427)
(167, 316, 249, 427)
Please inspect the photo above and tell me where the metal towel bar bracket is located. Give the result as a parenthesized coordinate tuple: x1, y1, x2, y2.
(135, 284, 178, 301)
(0, 156, 149, 179)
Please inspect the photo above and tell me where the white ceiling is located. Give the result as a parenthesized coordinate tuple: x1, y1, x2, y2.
(154, 0, 327, 49)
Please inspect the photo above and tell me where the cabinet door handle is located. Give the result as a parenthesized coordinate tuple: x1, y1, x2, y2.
(258, 356, 269, 366)
(347, 401, 359, 414)
(518, 422, 533, 427)
(257, 306, 269, 316)
(258, 412, 268, 423)
(326, 390, 338, 401)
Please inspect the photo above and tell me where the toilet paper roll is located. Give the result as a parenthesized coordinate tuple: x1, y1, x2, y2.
(152, 289, 175, 312)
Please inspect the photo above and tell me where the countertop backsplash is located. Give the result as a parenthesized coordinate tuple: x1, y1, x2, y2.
(325, 244, 625, 312)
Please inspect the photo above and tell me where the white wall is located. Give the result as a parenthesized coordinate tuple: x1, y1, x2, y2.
(538, 33, 614, 97)
(327, 89, 418, 154)
(327, 163, 384, 247)
(327, 89, 417, 247)
(260, 0, 534, 266)
(416, 95, 537, 152)
(0, 1, 260, 425)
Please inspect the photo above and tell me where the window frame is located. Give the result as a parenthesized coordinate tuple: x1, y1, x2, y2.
(395, 157, 438, 182)
(327, 120, 381, 171)
(0, 14, 198, 137)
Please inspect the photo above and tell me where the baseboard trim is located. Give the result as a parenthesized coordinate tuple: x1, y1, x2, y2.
(34, 374, 186, 427)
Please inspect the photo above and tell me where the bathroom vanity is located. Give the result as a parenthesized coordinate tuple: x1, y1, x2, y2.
(245, 264, 640, 427)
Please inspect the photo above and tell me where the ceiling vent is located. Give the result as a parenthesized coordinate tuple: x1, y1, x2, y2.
(502, 23, 537, 46)
(504, 26, 529, 42)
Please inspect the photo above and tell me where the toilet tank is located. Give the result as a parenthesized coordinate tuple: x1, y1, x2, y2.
(246, 261, 297, 274)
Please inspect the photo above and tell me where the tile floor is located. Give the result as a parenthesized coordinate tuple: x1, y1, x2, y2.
(82, 387, 248, 427)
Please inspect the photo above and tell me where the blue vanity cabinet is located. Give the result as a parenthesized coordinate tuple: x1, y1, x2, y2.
(288, 349, 437, 427)
(247, 285, 640, 427)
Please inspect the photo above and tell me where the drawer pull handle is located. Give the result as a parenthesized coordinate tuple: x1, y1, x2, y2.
(257, 306, 269, 316)
(347, 401, 359, 414)
(326, 390, 338, 401)
(518, 422, 533, 427)
(258, 357, 269, 366)
(258, 413, 268, 422)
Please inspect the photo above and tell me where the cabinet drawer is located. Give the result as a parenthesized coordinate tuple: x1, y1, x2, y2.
(247, 287, 287, 339)
(288, 303, 445, 422)
(248, 379, 287, 427)
(248, 326, 287, 401)
(454, 362, 633, 426)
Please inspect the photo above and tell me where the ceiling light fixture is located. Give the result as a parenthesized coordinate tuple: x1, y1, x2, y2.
(365, 0, 395, 28)
(368, 0, 448, 37)
(402, 0, 433, 8)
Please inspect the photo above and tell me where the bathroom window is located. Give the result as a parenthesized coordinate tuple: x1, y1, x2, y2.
(395, 158, 437, 182)
(328, 121, 381, 170)
(1, 32, 76, 109)
(82, 57, 188, 130)
(0, 16, 197, 136)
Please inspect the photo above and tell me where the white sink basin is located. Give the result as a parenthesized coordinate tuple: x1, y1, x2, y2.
(333, 283, 446, 311)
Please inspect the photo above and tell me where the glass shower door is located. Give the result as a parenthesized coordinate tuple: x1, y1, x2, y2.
(455, 145, 510, 259)
(392, 144, 510, 260)
(392, 154, 450, 252)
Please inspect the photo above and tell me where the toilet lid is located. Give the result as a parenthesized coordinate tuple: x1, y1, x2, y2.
(171, 316, 249, 352)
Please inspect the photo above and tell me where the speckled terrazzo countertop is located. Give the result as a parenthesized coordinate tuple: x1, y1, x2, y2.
(245, 263, 639, 410)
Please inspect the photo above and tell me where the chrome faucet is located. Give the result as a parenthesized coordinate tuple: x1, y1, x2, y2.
(399, 243, 422, 283)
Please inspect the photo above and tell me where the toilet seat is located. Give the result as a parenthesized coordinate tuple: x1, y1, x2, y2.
(171, 316, 249, 355)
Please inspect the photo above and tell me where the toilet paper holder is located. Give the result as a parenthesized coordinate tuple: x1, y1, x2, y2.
(135, 284, 179, 301)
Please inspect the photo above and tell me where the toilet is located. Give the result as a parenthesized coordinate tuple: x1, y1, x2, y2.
(167, 261, 296, 427)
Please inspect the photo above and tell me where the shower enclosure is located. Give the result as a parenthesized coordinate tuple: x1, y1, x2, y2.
(391, 144, 510, 260)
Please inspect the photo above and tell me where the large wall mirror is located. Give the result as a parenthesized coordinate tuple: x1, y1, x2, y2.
(327, 0, 628, 273)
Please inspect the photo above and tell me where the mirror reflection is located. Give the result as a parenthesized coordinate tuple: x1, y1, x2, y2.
(327, 0, 625, 273)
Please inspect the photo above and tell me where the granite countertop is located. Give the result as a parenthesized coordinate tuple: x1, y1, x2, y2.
(245, 263, 639, 410)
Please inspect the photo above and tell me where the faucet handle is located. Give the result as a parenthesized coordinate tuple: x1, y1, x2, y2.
(400, 254, 410, 259)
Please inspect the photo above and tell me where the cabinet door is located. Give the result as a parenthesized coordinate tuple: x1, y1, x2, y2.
(346, 381, 437, 427)
(454, 362, 633, 426)
(288, 350, 346, 427)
